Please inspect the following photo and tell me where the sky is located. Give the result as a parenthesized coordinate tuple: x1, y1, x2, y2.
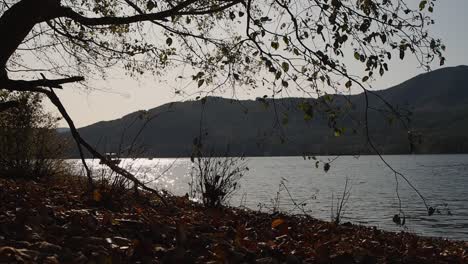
(47, 0, 468, 128)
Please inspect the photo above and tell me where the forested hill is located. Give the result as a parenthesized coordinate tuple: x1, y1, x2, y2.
(69, 65, 468, 157)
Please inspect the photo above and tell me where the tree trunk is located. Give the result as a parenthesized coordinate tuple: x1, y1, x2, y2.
(0, 0, 61, 70)
(0, 0, 168, 205)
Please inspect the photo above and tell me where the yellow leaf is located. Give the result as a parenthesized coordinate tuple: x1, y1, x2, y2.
(93, 190, 102, 202)
(271, 218, 285, 229)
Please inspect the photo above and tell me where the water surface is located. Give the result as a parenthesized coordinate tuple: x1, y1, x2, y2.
(72, 154, 468, 240)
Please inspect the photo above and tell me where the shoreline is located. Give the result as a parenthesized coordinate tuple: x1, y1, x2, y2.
(0, 176, 466, 263)
(65, 153, 468, 159)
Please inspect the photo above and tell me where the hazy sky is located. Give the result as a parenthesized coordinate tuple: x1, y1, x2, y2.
(48, 0, 468, 128)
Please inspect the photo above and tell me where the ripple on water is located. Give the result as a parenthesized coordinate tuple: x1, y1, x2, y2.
(69, 154, 468, 240)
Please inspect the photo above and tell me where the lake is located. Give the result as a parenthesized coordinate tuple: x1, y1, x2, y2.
(72, 154, 468, 241)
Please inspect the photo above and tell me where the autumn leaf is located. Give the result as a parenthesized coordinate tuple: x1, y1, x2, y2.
(271, 218, 285, 229)
(93, 190, 102, 202)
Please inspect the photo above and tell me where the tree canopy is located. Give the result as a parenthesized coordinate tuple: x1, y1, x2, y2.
(1, 0, 444, 94)
(0, 91, 67, 179)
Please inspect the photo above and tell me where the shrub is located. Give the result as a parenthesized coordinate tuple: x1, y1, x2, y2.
(190, 153, 248, 208)
(88, 158, 136, 209)
(0, 92, 68, 179)
(331, 177, 352, 224)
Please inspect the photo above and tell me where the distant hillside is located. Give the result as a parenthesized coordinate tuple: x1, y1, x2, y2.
(68, 66, 468, 157)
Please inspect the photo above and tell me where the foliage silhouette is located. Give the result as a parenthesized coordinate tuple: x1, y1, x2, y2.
(0, 91, 68, 179)
(189, 149, 248, 207)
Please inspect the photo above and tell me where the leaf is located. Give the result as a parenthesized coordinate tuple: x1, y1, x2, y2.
(229, 11, 236, 20)
(281, 80, 289, 88)
(166, 37, 173, 46)
(428, 207, 435, 216)
(419, 0, 427, 11)
(354, 52, 360, 60)
(360, 54, 366, 62)
(283, 36, 289, 45)
(275, 71, 282, 80)
(440, 57, 445, 66)
(380, 33, 387, 44)
(281, 62, 290, 72)
(362, 76, 369, 82)
(317, 24, 324, 34)
(392, 214, 402, 225)
(334, 128, 342, 137)
(198, 79, 205, 87)
(271, 41, 279, 50)
(192, 71, 204, 80)
(93, 190, 102, 202)
(324, 163, 330, 172)
(271, 218, 285, 229)
(146, 1, 156, 11)
(345, 80, 352, 88)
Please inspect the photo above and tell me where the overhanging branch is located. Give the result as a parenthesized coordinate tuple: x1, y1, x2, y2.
(0, 74, 168, 206)
(1, 76, 84, 91)
(60, 0, 243, 26)
(61, 0, 198, 26)
(44, 87, 168, 206)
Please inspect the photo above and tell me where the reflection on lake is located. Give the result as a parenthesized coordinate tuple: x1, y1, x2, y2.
(70, 154, 468, 240)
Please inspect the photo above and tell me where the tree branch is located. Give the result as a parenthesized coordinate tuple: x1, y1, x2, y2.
(60, 0, 243, 26)
(0, 73, 168, 206)
(1, 76, 84, 90)
(61, 0, 198, 26)
(45, 89, 168, 205)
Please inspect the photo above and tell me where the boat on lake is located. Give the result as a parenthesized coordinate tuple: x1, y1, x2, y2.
(99, 153, 121, 165)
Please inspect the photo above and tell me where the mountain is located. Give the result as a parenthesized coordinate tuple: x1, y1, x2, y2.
(68, 65, 468, 157)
